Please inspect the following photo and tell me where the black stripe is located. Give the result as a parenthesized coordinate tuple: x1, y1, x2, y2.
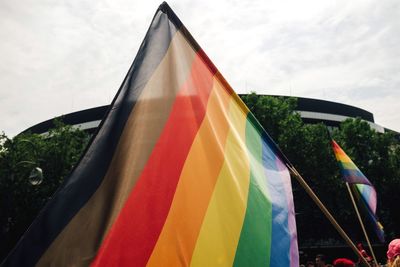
(2, 6, 179, 267)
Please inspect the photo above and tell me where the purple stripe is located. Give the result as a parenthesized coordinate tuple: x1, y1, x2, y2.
(276, 158, 298, 267)
(340, 168, 371, 185)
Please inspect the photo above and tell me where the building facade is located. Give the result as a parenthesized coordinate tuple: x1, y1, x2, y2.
(22, 95, 387, 135)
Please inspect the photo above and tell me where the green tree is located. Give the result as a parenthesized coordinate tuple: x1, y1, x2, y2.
(241, 93, 400, 247)
(240, 93, 302, 141)
(0, 121, 90, 260)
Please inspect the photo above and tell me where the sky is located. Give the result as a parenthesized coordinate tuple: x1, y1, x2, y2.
(1, 0, 399, 136)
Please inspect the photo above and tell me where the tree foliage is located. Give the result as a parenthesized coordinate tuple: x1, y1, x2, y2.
(241, 93, 400, 246)
(0, 121, 90, 260)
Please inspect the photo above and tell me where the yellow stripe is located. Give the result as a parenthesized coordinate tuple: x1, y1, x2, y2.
(190, 99, 250, 267)
(146, 77, 232, 266)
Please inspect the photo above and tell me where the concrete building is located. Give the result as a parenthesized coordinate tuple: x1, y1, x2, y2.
(22, 95, 387, 135)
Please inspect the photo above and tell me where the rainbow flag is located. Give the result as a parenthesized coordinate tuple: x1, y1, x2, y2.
(2, 2, 298, 266)
(331, 140, 384, 242)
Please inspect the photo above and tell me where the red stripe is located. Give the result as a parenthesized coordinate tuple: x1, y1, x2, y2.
(90, 50, 216, 267)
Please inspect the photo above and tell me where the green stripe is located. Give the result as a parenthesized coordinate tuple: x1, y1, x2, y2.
(338, 161, 357, 170)
(233, 115, 272, 267)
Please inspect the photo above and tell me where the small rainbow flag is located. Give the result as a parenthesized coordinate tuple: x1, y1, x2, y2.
(331, 140, 384, 242)
(3, 2, 298, 266)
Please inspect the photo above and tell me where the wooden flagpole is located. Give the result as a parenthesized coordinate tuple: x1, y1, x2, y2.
(345, 182, 378, 265)
(286, 164, 371, 267)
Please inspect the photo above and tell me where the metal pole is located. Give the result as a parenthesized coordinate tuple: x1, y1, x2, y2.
(286, 165, 371, 267)
(345, 182, 378, 265)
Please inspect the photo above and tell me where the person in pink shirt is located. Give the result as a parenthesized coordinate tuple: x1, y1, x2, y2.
(387, 239, 400, 267)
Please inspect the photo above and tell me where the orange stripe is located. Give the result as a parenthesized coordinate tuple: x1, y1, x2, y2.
(146, 75, 232, 266)
(90, 49, 216, 267)
(333, 149, 352, 163)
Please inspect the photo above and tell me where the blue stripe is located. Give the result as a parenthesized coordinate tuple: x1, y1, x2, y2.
(340, 168, 371, 185)
(262, 134, 290, 267)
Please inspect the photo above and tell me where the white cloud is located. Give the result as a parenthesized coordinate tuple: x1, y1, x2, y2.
(0, 0, 399, 135)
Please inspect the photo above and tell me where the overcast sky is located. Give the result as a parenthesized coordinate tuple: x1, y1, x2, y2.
(1, 0, 399, 136)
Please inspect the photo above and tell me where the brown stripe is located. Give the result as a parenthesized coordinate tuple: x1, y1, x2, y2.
(36, 31, 197, 267)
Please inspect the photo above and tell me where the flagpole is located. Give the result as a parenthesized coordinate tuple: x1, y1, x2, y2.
(345, 182, 378, 265)
(286, 165, 371, 267)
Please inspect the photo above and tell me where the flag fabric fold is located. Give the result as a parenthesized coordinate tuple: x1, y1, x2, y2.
(331, 140, 384, 242)
(3, 2, 298, 266)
